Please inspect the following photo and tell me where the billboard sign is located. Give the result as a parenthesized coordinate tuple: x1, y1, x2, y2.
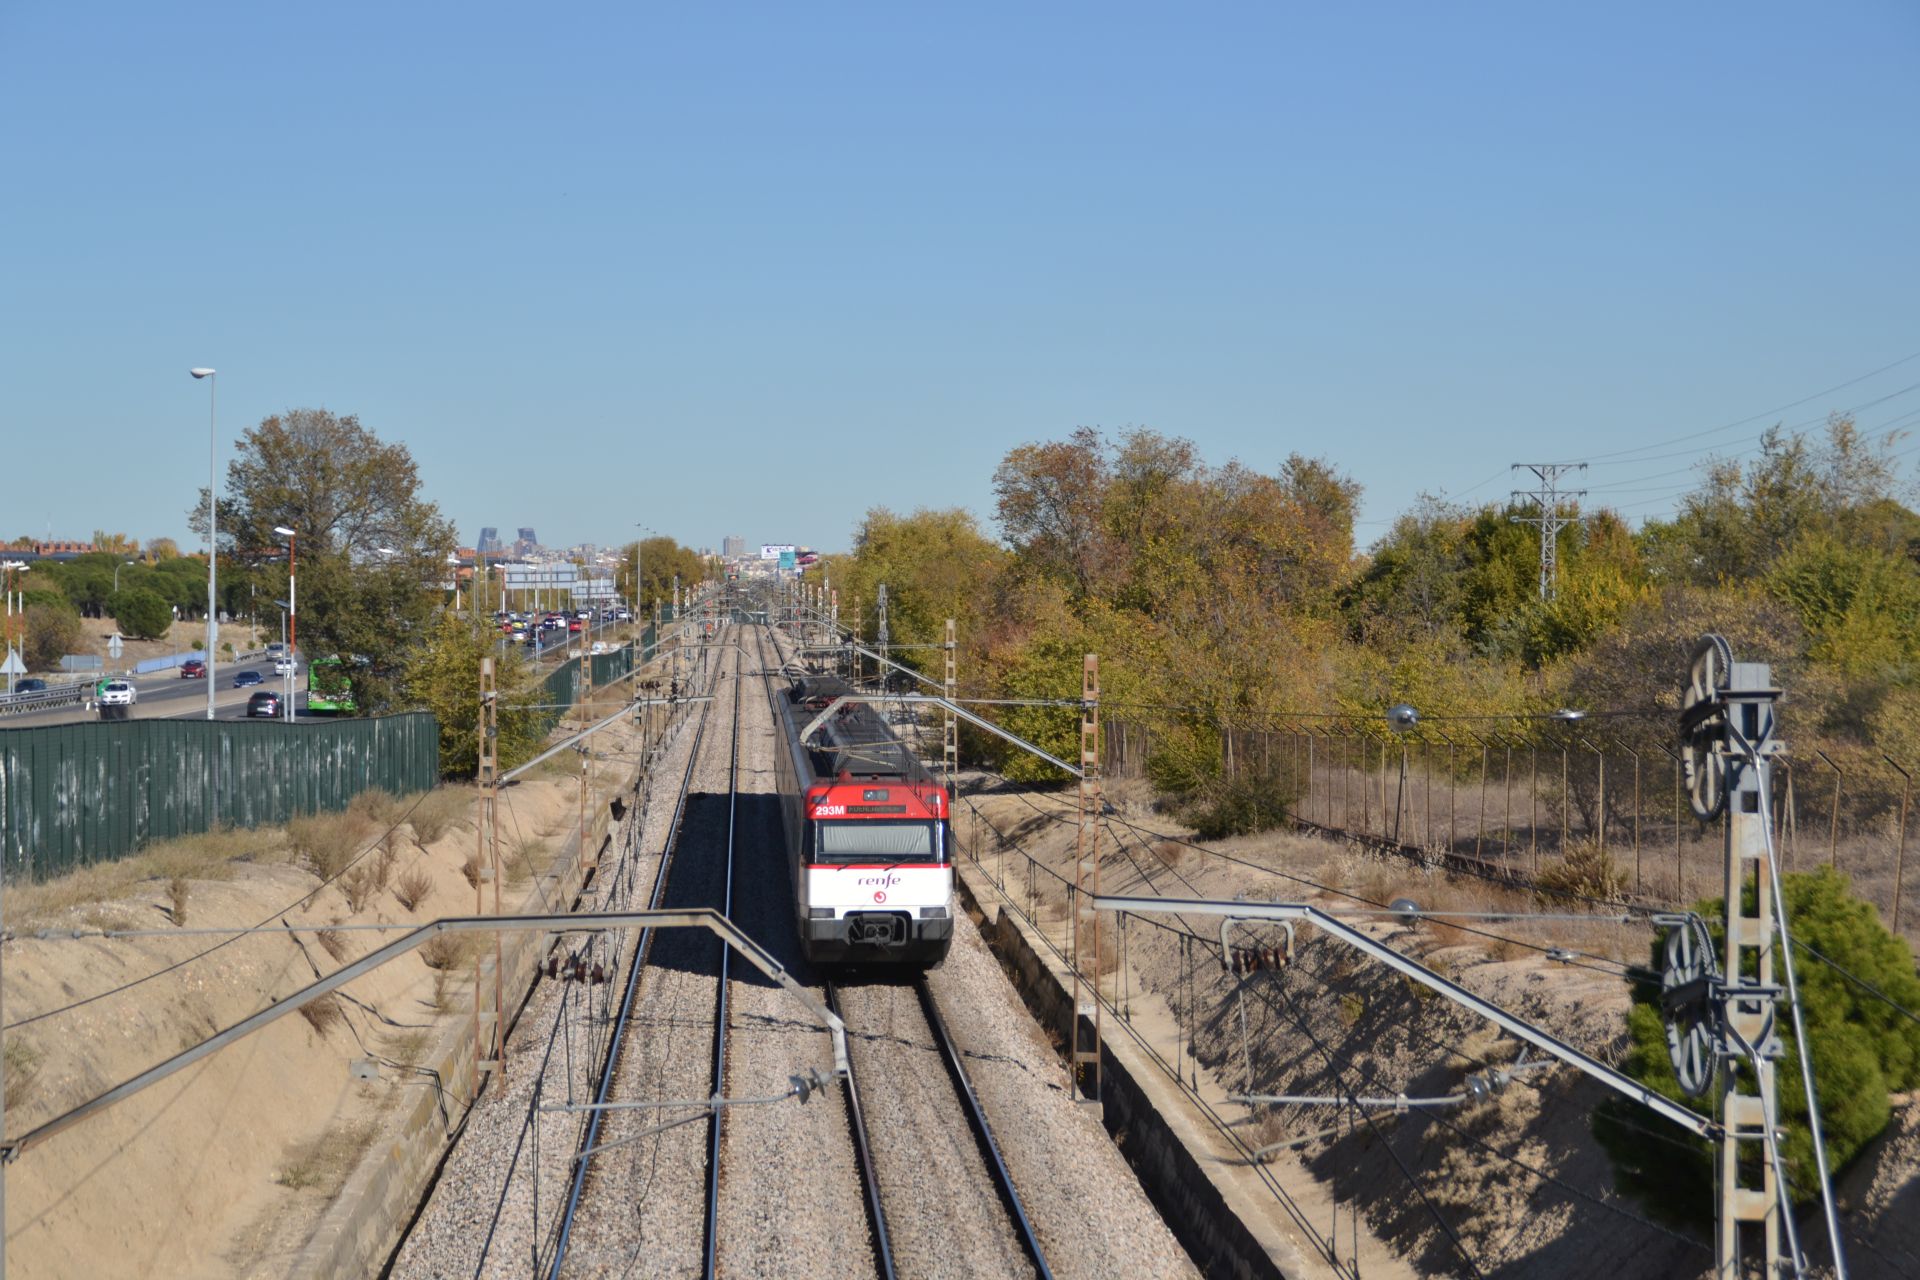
(760, 544, 797, 560)
(778, 551, 797, 571)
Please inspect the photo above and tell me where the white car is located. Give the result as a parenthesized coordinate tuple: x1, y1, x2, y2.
(98, 680, 137, 707)
(273, 657, 296, 676)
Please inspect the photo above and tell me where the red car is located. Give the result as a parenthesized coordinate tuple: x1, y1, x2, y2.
(180, 660, 207, 679)
(568, 619, 584, 633)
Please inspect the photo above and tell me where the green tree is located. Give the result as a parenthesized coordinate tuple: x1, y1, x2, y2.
(1595, 869, 1920, 1223)
(403, 613, 548, 776)
(110, 588, 173, 641)
(192, 408, 455, 712)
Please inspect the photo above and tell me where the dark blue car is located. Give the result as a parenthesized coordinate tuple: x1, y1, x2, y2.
(233, 670, 265, 688)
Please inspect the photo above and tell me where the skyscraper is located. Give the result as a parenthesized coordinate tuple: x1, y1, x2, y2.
(723, 534, 746, 559)
(477, 527, 501, 554)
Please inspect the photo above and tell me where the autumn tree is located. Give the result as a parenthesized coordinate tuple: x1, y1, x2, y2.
(832, 507, 1006, 673)
(614, 537, 707, 615)
(993, 426, 1114, 596)
(22, 604, 83, 671)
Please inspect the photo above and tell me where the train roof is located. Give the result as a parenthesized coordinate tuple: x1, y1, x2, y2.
(785, 674, 930, 784)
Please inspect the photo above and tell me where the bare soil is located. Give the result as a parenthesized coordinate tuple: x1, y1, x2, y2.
(959, 777, 1920, 1277)
(1, 772, 584, 1278)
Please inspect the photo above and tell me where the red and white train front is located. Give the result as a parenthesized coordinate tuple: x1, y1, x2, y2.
(772, 674, 955, 966)
(798, 779, 953, 964)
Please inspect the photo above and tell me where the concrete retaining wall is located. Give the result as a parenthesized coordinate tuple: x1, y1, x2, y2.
(955, 863, 1296, 1280)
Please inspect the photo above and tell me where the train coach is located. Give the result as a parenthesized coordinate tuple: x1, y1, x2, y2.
(770, 672, 953, 966)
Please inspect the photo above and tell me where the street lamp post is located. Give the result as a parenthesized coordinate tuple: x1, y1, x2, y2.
(191, 368, 217, 721)
(1, 561, 27, 697)
(274, 598, 293, 723)
(274, 528, 297, 723)
(112, 560, 135, 594)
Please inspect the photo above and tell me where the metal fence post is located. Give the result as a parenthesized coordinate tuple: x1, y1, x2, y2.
(1656, 743, 1682, 901)
(1885, 754, 1911, 934)
(1814, 750, 1843, 870)
(1618, 742, 1642, 894)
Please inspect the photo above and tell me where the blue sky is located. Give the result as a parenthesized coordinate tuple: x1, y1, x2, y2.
(3, 2, 1916, 554)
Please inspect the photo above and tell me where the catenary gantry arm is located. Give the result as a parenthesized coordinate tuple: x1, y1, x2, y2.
(1094, 894, 1717, 1140)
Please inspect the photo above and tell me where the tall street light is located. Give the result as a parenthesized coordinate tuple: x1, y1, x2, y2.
(1, 561, 26, 697)
(274, 527, 297, 724)
(191, 367, 218, 720)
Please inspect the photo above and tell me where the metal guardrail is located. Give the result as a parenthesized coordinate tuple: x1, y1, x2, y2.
(0, 684, 87, 717)
(0, 648, 277, 719)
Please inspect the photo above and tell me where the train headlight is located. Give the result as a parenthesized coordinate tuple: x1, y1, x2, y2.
(918, 906, 948, 919)
(808, 908, 835, 920)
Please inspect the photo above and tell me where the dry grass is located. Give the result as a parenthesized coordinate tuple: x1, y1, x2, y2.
(273, 1121, 376, 1193)
(372, 841, 397, 891)
(431, 968, 454, 1010)
(1536, 839, 1629, 903)
(408, 788, 471, 846)
(12, 826, 278, 927)
(289, 811, 376, 882)
(167, 877, 189, 927)
(5, 1039, 42, 1110)
(393, 867, 434, 912)
(340, 865, 377, 913)
(461, 850, 487, 889)
(297, 994, 345, 1036)
(384, 1030, 432, 1067)
(347, 788, 404, 828)
(316, 926, 350, 963)
(419, 933, 476, 971)
(508, 836, 547, 886)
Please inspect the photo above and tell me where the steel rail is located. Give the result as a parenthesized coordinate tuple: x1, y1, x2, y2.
(915, 978, 1054, 1279)
(825, 983, 899, 1280)
(546, 636, 725, 1278)
(703, 634, 742, 1277)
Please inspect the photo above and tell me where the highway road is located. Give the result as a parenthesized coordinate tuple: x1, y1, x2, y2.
(2, 657, 311, 727)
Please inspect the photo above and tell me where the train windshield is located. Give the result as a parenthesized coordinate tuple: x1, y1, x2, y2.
(814, 821, 941, 864)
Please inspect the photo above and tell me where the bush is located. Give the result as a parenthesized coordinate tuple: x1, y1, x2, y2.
(1535, 840, 1628, 903)
(1595, 868, 1920, 1223)
(393, 867, 434, 912)
(1179, 772, 1293, 840)
(408, 788, 470, 846)
(109, 588, 172, 641)
(289, 811, 375, 882)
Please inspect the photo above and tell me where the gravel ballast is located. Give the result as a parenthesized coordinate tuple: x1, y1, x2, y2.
(395, 621, 1202, 1277)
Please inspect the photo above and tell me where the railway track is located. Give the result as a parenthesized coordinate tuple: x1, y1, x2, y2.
(826, 976, 1053, 1280)
(545, 624, 730, 1274)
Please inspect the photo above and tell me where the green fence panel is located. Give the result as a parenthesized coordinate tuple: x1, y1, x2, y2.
(0, 713, 440, 884)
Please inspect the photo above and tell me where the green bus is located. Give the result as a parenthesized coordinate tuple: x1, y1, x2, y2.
(306, 656, 358, 714)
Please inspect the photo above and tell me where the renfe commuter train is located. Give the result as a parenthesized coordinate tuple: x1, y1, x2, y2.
(771, 672, 954, 966)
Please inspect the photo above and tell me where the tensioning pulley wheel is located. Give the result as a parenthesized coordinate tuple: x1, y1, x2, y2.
(1658, 912, 1719, 1097)
(1680, 633, 1733, 822)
